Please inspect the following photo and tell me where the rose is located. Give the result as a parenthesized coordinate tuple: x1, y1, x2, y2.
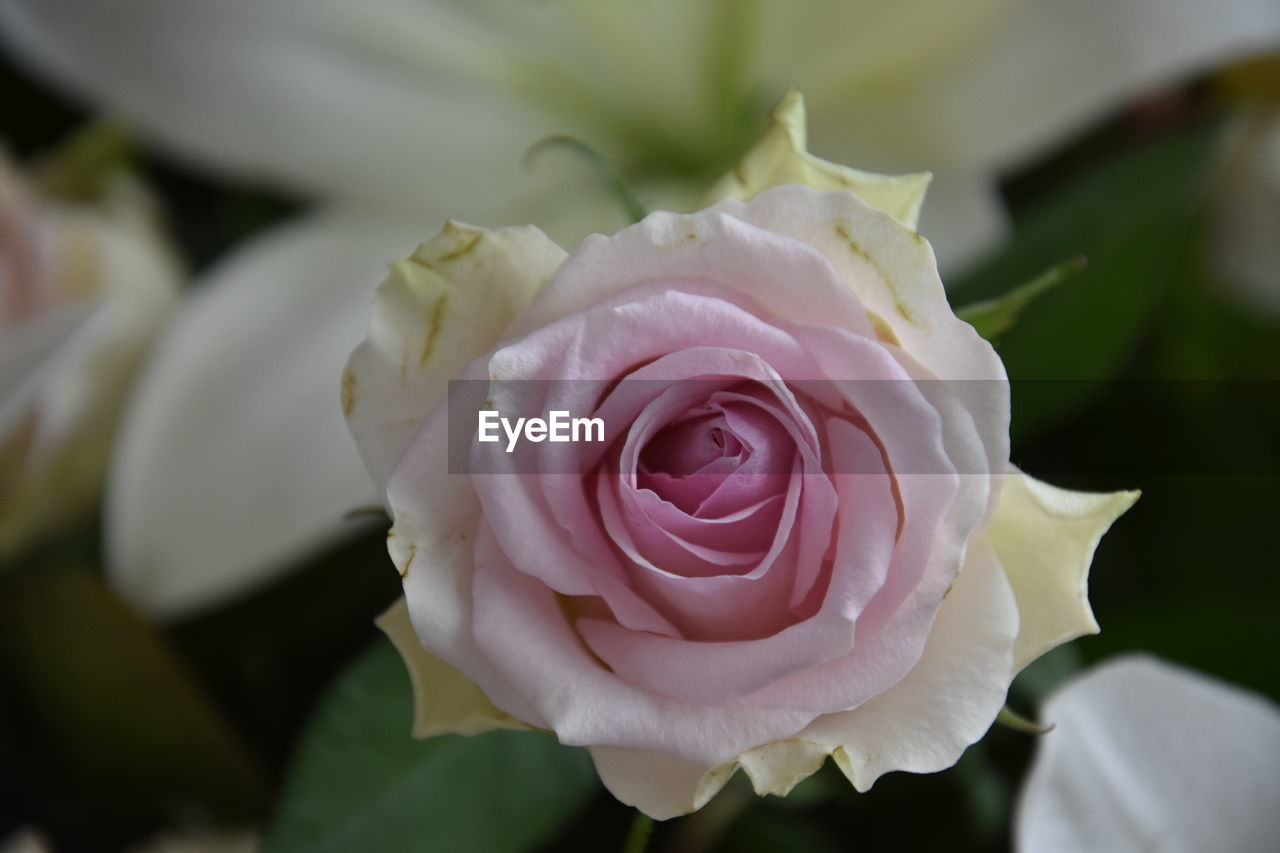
(0, 146, 177, 560)
(344, 95, 1137, 818)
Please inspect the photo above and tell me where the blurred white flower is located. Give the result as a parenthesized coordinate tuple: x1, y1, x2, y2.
(1016, 654, 1280, 853)
(0, 147, 178, 561)
(1, 0, 1275, 615)
(0, 828, 51, 853)
(1211, 114, 1280, 315)
(126, 828, 257, 853)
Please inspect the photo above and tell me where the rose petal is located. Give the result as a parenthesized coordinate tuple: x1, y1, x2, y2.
(474, 300, 828, 598)
(738, 739, 832, 798)
(345, 220, 566, 492)
(375, 596, 530, 738)
(571, 423, 897, 707)
(728, 186, 1008, 472)
(986, 471, 1139, 670)
(468, 524, 818, 767)
(801, 538, 1017, 791)
(504, 208, 878, 344)
(703, 89, 931, 229)
(588, 746, 736, 822)
(388, 400, 552, 731)
(584, 539, 1018, 806)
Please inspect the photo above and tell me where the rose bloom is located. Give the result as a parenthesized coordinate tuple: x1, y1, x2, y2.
(344, 96, 1137, 819)
(0, 147, 177, 560)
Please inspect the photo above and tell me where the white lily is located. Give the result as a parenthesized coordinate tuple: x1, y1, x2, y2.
(1, 0, 1274, 615)
(1016, 655, 1280, 853)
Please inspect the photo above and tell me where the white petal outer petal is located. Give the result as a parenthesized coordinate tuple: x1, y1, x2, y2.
(805, 539, 1018, 791)
(925, 0, 1280, 173)
(375, 597, 531, 738)
(587, 542, 1018, 811)
(737, 739, 831, 798)
(704, 90, 932, 230)
(589, 747, 736, 821)
(727, 185, 1009, 481)
(987, 472, 1139, 671)
(344, 221, 566, 492)
(1015, 655, 1280, 853)
(106, 209, 425, 618)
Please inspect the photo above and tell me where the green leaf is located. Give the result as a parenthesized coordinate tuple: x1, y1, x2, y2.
(265, 637, 598, 853)
(956, 256, 1086, 341)
(950, 744, 1011, 842)
(951, 123, 1223, 438)
(0, 569, 267, 826)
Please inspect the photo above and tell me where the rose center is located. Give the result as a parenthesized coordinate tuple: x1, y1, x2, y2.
(636, 395, 793, 519)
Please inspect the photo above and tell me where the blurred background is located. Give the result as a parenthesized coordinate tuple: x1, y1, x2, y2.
(0, 2, 1277, 851)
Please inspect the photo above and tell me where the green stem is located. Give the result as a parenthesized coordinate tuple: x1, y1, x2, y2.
(622, 811, 654, 853)
(523, 135, 649, 223)
(708, 0, 760, 144)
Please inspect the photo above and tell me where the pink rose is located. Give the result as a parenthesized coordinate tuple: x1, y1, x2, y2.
(344, 97, 1137, 819)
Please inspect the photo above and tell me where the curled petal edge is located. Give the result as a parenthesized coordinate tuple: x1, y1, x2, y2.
(987, 471, 1139, 671)
(376, 597, 532, 738)
(703, 89, 932, 230)
(578, 541, 1018, 818)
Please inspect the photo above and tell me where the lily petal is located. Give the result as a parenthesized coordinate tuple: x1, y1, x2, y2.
(376, 597, 530, 738)
(910, 168, 1010, 273)
(917, 0, 1280, 173)
(0, 0, 558, 219)
(344, 221, 566, 492)
(987, 471, 1139, 671)
(704, 90, 931, 230)
(106, 207, 425, 618)
(1015, 655, 1280, 853)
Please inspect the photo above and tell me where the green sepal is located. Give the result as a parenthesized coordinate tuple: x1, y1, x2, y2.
(957, 256, 1087, 342)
